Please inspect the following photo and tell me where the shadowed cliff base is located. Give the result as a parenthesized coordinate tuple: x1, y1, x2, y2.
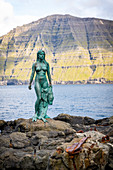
(0, 78, 113, 86)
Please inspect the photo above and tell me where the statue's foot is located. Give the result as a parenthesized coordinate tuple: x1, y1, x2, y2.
(32, 118, 37, 122)
(32, 115, 37, 122)
(38, 116, 47, 123)
(45, 115, 50, 119)
(42, 118, 48, 123)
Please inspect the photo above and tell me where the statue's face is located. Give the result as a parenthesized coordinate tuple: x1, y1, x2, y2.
(38, 51, 45, 60)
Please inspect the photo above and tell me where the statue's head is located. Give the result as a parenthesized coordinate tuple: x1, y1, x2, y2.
(37, 50, 45, 61)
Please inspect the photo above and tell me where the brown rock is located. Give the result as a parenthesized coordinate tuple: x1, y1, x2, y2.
(108, 129, 113, 137)
(109, 116, 113, 124)
(0, 117, 113, 170)
(10, 132, 30, 149)
(0, 120, 6, 129)
(0, 135, 10, 147)
(84, 158, 90, 169)
(20, 155, 35, 170)
(49, 131, 110, 170)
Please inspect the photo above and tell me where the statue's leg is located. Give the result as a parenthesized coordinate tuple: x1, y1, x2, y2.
(42, 80, 48, 89)
(41, 80, 50, 119)
(34, 81, 41, 116)
(35, 100, 38, 114)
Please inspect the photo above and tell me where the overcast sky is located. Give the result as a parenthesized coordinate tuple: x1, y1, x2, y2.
(0, 0, 113, 36)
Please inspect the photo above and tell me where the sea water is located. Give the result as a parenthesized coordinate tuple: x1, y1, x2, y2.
(0, 84, 113, 121)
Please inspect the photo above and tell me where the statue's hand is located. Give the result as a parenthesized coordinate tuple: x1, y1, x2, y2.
(28, 84, 32, 90)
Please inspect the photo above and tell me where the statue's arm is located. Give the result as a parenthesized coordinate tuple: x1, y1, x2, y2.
(28, 63, 36, 90)
(47, 63, 52, 86)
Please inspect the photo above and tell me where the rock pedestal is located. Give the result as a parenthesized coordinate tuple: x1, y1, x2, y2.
(0, 115, 113, 170)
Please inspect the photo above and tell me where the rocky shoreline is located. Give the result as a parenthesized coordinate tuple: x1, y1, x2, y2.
(0, 114, 113, 170)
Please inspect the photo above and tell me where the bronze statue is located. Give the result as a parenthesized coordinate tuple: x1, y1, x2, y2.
(28, 50, 54, 122)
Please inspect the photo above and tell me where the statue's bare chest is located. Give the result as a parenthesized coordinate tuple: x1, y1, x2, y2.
(36, 62, 47, 72)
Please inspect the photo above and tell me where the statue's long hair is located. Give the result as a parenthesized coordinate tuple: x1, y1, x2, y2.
(37, 50, 45, 61)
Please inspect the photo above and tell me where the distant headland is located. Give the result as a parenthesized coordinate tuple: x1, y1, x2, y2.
(0, 14, 113, 85)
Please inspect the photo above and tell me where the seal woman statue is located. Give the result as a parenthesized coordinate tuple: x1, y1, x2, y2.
(28, 50, 54, 122)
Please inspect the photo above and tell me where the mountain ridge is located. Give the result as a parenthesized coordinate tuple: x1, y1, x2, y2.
(0, 14, 113, 85)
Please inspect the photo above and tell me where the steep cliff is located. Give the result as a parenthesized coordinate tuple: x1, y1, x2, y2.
(0, 14, 113, 85)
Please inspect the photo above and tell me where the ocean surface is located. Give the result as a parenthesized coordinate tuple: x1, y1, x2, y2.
(0, 84, 113, 121)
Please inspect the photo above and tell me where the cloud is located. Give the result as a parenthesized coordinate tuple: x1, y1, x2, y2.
(97, 0, 113, 20)
(0, 0, 13, 36)
(55, 0, 113, 20)
(0, 0, 13, 22)
(0, 0, 38, 36)
(0, 0, 113, 37)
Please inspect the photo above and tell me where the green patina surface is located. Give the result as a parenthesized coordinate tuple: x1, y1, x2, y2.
(28, 50, 54, 122)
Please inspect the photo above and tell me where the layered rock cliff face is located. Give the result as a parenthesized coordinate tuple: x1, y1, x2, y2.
(0, 14, 113, 85)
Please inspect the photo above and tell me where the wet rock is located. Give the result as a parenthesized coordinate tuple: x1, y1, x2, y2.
(106, 144, 113, 170)
(0, 118, 76, 170)
(109, 116, 113, 124)
(54, 114, 113, 137)
(0, 135, 10, 148)
(54, 113, 96, 125)
(95, 116, 113, 126)
(0, 120, 6, 129)
(0, 148, 21, 170)
(108, 129, 113, 137)
(0, 115, 113, 170)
